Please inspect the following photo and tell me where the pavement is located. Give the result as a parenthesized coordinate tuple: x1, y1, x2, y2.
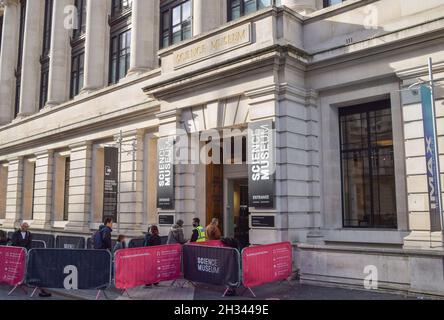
(0, 280, 435, 300)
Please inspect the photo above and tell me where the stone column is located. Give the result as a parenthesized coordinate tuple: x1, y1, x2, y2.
(47, 0, 74, 106)
(66, 141, 92, 233)
(3, 157, 23, 229)
(32, 151, 54, 230)
(0, 0, 20, 124)
(193, 0, 224, 36)
(18, 0, 45, 116)
(280, 0, 318, 14)
(116, 130, 144, 236)
(128, 0, 159, 75)
(83, 0, 109, 91)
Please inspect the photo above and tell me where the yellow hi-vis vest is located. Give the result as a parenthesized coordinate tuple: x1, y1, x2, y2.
(196, 226, 206, 242)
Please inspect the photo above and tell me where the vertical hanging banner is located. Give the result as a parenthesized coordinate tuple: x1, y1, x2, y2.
(157, 137, 175, 209)
(103, 147, 119, 222)
(248, 120, 275, 208)
(421, 85, 442, 232)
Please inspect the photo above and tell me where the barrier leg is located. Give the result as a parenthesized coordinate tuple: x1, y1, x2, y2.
(222, 287, 230, 298)
(121, 290, 131, 299)
(7, 285, 19, 296)
(246, 287, 257, 298)
(30, 287, 39, 298)
(96, 290, 102, 300)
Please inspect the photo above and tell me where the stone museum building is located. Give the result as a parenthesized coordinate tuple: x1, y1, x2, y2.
(1, 0, 444, 296)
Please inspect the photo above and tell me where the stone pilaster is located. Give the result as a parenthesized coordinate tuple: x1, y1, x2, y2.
(47, 0, 74, 106)
(83, 0, 109, 91)
(3, 157, 23, 229)
(245, 85, 321, 245)
(128, 0, 159, 75)
(115, 130, 144, 236)
(65, 141, 92, 233)
(31, 150, 54, 230)
(193, 0, 224, 36)
(0, 0, 20, 124)
(18, 0, 45, 116)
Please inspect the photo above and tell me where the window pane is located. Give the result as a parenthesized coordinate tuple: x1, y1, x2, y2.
(244, 0, 256, 14)
(182, 1, 191, 20)
(258, 0, 271, 9)
(172, 6, 181, 26)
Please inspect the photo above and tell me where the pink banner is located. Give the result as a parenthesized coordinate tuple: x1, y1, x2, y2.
(115, 244, 182, 290)
(0, 246, 27, 286)
(242, 242, 293, 288)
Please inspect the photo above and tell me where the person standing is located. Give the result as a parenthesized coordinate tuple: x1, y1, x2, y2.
(11, 222, 32, 251)
(11, 223, 52, 298)
(113, 235, 127, 253)
(101, 218, 114, 251)
(190, 218, 206, 243)
(0, 230, 10, 246)
(167, 220, 187, 245)
(144, 225, 161, 288)
(205, 218, 222, 241)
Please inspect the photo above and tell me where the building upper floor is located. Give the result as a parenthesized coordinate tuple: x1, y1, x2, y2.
(0, 0, 443, 131)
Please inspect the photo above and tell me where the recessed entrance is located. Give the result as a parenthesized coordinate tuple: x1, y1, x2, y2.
(225, 178, 250, 248)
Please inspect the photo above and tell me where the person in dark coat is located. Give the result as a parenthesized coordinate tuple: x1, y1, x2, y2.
(113, 235, 127, 253)
(144, 225, 161, 288)
(101, 218, 113, 251)
(11, 222, 32, 250)
(12, 223, 52, 298)
(0, 230, 9, 246)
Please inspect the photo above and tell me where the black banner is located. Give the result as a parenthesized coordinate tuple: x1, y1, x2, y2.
(26, 249, 112, 290)
(32, 241, 47, 249)
(56, 236, 86, 249)
(183, 245, 240, 287)
(157, 137, 175, 209)
(248, 120, 275, 208)
(103, 147, 119, 222)
(128, 238, 145, 248)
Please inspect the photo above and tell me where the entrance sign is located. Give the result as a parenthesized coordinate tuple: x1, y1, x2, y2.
(252, 215, 275, 228)
(157, 137, 175, 209)
(159, 215, 175, 226)
(420, 85, 442, 232)
(103, 147, 119, 222)
(248, 120, 275, 208)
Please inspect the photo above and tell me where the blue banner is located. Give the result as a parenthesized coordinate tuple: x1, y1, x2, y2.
(421, 85, 442, 232)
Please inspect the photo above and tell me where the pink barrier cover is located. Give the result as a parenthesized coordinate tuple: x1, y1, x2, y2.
(115, 244, 182, 290)
(0, 246, 27, 286)
(242, 242, 293, 288)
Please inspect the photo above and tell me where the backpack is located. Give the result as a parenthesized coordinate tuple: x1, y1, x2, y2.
(93, 229, 104, 249)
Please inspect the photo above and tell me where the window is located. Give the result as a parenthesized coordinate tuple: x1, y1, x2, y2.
(63, 157, 70, 221)
(339, 100, 397, 229)
(108, 0, 132, 84)
(160, 0, 192, 49)
(228, 0, 271, 21)
(111, 0, 133, 17)
(73, 0, 87, 40)
(14, 0, 26, 118)
(39, 0, 53, 110)
(70, 0, 86, 98)
(323, 0, 344, 8)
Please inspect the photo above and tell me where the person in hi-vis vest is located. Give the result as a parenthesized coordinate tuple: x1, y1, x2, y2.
(190, 218, 206, 243)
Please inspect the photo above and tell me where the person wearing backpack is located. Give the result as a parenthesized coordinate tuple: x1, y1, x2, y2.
(93, 218, 113, 251)
(166, 220, 187, 245)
